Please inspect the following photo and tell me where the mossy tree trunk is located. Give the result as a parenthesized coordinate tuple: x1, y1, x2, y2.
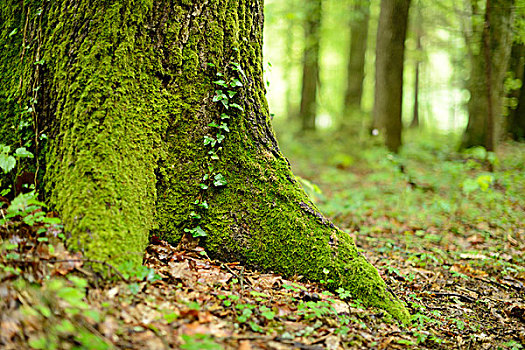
(299, 0, 322, 132)
(0, 0, 409, 322)
(460, 0, 515, 150)
(343, 0, 370, 118)
(373, 0, 411, 153)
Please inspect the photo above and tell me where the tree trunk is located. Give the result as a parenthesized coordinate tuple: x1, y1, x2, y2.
(0, 0, 409, 322)
(299, 0, 322, 132)
(461, 0, 515, 150)
(507, 43, 525, 141)
(373, 0, 411, 153)
(343, 0, 370, 115)
(284, 0, 298, 121)
(410, 0, 423, 129)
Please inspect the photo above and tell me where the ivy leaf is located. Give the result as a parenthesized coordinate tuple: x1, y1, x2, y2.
(0, 154, 16, 174)
(15, 147, 34, 158)
(228, 90, 237, 98)
(185, 226, 207, 238)
(190, 211, 202, 219)
(214, 174, 227, 187)
(204, 136, 216, 147)
(220, 113, 230, 120)
(230, 79, 243, 88)
(213, 80, 228, 88)
(220, 123, 230, 132)
(229, 103, 244, 111)
(199, 183, 209, 190)
(216, 134, 225, 144)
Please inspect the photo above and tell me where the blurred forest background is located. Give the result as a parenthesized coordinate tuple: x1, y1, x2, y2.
(263, 0, 524, 149)
(259, 0, 525, 259)
(254, 2, 525, 345)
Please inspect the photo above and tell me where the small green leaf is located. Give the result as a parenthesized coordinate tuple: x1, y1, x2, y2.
(57, 287, 85, 305)
(213, 80, 228, 88)
(0, 154, 16, 173)
(190, 211, 201, 219)
(184, 226, 207, 238)
(229, 103, 244, 111)
(230, 79, 243, 87)
(220, 123, 230, 132)
(204, 136, 216, 147)
(213, 174, 227, 187)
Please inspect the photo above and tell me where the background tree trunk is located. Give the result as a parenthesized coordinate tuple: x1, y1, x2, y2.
(300, 0, 322, 132)
(373, 0, 411, 153)
(0, 0, 409, 322)
(461, 0, 515, 150)
(343, 0, 370, 117)
(507, 43, 525, 140)
(410, 0, 423, 129)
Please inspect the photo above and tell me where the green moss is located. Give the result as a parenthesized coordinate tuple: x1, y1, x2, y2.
(40, 0, 164, 266)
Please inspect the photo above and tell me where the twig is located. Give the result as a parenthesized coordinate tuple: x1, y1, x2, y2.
(1, 209, 10, 234)
(426, 291, 476, 303)
(474, 276, 510, 290)
(202, 250, 252, 286)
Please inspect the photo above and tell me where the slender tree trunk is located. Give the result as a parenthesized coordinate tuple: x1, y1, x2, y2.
(507, 43, 525, 140)
(343, 0, 370, 115)
(299, 0, 322, 132)
(0, 0, 409, 322)
(373, 0, 411, 153)
(483, 0, 496, 152)
(410, 0, 423, 129)
(461, 0, 515, 150)
(284, 0, 297, 121)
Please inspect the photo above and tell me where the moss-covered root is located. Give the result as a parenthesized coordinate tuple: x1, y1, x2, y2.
(41, 1, 162, 267)
(334, 236, 410, 323)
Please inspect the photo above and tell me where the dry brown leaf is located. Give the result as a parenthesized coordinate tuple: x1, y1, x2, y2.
(238, 340, 252, 350)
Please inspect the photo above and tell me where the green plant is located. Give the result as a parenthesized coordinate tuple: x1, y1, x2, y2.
(180, 334, 222, 350)
(0, 144, 34, 196)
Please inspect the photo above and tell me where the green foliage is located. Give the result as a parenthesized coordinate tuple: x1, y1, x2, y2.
(117, 261, 161, 282)
(183, 63, 242, 238)
(15, 278, 110, 350)
(180, 334, 222, 350)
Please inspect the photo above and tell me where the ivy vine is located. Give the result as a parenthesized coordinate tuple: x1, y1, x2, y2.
(184, 61, 245, 239)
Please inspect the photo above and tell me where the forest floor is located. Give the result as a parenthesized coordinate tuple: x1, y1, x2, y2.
(1, 131, 524, 349)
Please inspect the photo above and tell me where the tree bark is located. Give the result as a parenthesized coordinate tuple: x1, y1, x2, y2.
(0, 0, 409, 322)
(507, 43, 525, 140)
(373, 0, 411, 153)
(343, 0, 370, 115)
(461, 0, 515, 150)
(299, 0, 322, 132)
